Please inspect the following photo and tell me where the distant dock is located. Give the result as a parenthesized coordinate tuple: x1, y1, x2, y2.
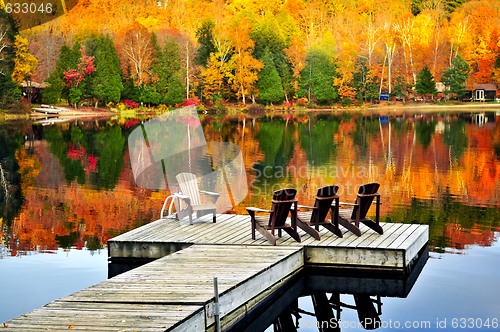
(3, 214, 428, 331)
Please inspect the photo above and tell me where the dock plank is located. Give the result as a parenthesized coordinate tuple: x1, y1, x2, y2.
(5, 245, 302, 332)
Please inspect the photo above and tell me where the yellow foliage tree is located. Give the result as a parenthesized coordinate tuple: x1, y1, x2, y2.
(227, 18, 262, 105)
(284, 36, 306, 91)
(201, 52, 232, 100)
(12, 35, 38, 85)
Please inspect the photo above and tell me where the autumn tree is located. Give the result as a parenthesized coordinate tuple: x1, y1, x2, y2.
(119, 22, 155, 87)
(460, 3, 499, 84)
(284, 36, 306, 92)
(258, 48, 284, 104)
(12, 35, 38, 86)
(415, 66, 437, 100)
(227, 18, 262, 105)
(442, 53, 469, 101)
(201, 52, 229, 101)
(63, 55, 96, 108)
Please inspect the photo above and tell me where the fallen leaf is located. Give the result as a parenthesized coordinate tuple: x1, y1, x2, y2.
(140, 305, 146, 307)
(22, 315, 28, 317)
(68, 325, 74, 329)
(3, 322, 9, 328)
(176, 305, 181, 308)
(121, 320, 126, 323)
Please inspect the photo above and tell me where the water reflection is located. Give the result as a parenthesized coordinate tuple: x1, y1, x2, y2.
(237, 245, 428, 332)
(1, 110, 500, 258)
(0, 117, 161, 258)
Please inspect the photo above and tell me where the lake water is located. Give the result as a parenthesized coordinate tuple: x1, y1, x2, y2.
(1, 109, 500, 329)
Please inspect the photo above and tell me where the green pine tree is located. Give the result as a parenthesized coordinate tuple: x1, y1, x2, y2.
(43, 41, 82, 105)
(86, 35, 123, 106)
(258, 48, 284, 104)
(194, 19, 216, 67)
(164, 75, 185, 105)
(415, 66, 438, 101)
(300, 50, 338, 105)
(150, 33, 169, 97)
(442, 54, 469, 101)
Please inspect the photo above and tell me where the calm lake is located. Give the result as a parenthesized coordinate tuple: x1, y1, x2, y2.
(1, 109, 500, 330)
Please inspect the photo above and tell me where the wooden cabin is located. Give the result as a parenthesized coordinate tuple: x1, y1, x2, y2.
(21, 81, 47, 103)
(464, 83, 497, 102)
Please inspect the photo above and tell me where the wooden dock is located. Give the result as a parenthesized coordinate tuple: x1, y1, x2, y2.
(3, 214, 429, 331)
(109, 213, 428, 273)
(3, 245, 303, 331)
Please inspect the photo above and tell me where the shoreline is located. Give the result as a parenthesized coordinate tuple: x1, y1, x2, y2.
(2, 102, 500, 121)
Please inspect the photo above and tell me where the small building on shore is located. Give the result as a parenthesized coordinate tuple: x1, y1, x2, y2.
(21, 81, 47, 103)
(464, 83, 497, 101)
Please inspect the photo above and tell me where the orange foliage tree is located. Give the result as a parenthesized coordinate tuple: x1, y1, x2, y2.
(119, 22, 155, 86)
(227, 18, 262, 105)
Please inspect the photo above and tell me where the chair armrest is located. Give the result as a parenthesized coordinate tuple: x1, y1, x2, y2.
(333, 202, 358, 207)
(174, 193, 190, 200)
(246, 207, 272, 213)
(298, 204, 317, 210)
(200, 190, 220, 197)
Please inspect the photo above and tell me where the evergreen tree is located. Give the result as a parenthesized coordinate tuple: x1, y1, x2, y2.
(43, 41, 82, 104)
(86, 35, 123, 106)
(300, 50, 338, 104)
(164, 75, 185, 105)
(442, 54, 469, 101)
(415, 66, 438, 100)
(0, 10, 21, 106)
(151, 34, 184, 105)
(353, 59, 379, 102)
(150, 33, 169, 97)
(194, 19, 216, 67)
(257, 48, 284, 104)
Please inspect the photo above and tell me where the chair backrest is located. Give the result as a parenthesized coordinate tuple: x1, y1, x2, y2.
(269, 188, 297, 227)
(176, 172, 202, 205)
(310, 185, 339, 223)
(351, 183, 380, 219)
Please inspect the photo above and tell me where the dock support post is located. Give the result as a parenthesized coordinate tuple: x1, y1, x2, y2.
(214, 277, 221, 332)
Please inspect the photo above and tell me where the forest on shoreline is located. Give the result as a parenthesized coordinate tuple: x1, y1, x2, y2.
(1, 0, 500, 111)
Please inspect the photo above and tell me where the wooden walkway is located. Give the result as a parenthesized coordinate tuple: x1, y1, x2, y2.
(109, 213, 428, 272)
(3, 245, 303, 331)
(3, 214, 429, 331)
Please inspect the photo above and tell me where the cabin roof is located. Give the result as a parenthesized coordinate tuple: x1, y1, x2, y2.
(467, 83, 497, 91)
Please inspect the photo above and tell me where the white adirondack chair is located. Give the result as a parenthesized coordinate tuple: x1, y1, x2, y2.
(161, 172, 220, 225)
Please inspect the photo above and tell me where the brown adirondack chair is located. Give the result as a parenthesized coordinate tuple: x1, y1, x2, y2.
(296, 185, 343, 240)
(337, 183, 383, 236)
(174, 172, 220, 225)
(246, 188, 301, 245)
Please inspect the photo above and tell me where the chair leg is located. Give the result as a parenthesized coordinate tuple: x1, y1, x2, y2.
(339, 217, 361, 236)
(251, 217, 256, 240)
(296, 218, 321, 240)
(283, 228, 301, 243)
(322, 222, 343, 238)
(213, 211, 216, 223)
